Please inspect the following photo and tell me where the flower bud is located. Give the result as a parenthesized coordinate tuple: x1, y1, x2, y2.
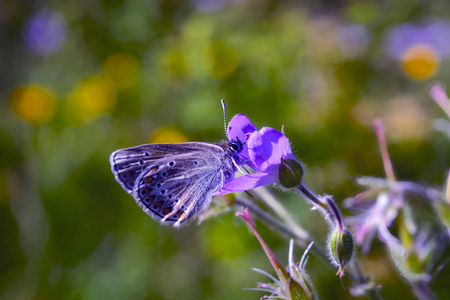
(405, 251, 425, 274)
(286, 278, 313, 300)
(436, 202, 450, 232)
(329, 228, 354, 274)
(278, 158, 304, 188)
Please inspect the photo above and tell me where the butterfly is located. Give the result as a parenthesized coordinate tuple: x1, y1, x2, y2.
(110, 128, 246, 228)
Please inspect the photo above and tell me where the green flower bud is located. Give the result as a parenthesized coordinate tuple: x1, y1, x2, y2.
(329, 228, 354, 272)
(286, 278, 313, 300)
(278, 158, 304, 188)
(405, 251, 425, 274)
(436, 202, 450, 232)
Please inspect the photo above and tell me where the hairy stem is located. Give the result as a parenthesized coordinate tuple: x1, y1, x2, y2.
(234, 197, 329, 263)
(252, 186, 310, 241)
(297, 183, 384, 300)
(411, 281, 437, 300)
(374, 119, 396, 182)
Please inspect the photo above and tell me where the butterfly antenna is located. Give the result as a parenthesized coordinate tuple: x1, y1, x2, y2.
(221, 99, 228, 139)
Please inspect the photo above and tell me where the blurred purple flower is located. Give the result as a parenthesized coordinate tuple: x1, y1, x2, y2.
(192, 0, 248, 11)
(345, 187, 403, 254)
(336, 23, 370, 59)
(219, 114, 300, 194)
(386, 20, 450, 60)
(193, 0, 227, 12)
(348, 118, 449, 264)
(23, 10, 67, 56)
(345, 119, 403, 254)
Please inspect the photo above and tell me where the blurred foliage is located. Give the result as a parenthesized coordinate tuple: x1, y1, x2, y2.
(1, 0, 450, 299)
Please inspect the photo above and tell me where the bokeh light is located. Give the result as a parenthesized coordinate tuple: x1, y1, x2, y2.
(22, 10, 67, 56)
(401, 44, 440, 80)
(9, 85, 56, 125)
(103, 53, 140, 89)
(160, 50, 187, 81)
(203, 41, 239, 79)
(336, 23, 370, 59)
(149, 126, 189, 143)
(381, 97, 430, 141)
(193, 0, 227, 12)
(67, 75, 117, 122)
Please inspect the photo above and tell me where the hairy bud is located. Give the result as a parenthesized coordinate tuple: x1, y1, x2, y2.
(329, 228, 354, 276)
(279, 158, 304, 188)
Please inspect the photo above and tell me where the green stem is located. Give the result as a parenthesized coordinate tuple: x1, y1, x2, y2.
(234, 197, 329, 263)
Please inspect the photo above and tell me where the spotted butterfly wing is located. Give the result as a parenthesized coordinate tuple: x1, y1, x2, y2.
(110, 142, 236, 227)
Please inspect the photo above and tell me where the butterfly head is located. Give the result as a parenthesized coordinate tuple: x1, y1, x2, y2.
(228, 138, 243, 153)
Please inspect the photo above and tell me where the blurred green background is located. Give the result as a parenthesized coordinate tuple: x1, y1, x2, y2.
(1, 0, 450, 299)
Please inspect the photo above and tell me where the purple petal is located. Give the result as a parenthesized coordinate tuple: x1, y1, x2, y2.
(227, 114, 258, 142)
(247, 127, 296, 173)
(215, 173, 278, 195)
(227, 114, 258, 165)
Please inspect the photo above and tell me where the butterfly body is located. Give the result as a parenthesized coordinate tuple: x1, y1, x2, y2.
(110, 141, 237, 227)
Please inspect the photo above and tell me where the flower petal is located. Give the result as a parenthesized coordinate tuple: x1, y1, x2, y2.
(215, 173, 278, 195)
(248, 127, 296, 173)
(227, 114, 258, 166)
(227, 114, 258, 143)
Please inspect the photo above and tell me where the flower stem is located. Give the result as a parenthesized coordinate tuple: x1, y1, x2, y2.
(411, 281, 438, 300)
(297, 184, 325, 207)
(234, 197, 329, 263)
(373, 119, 396, 182)
(236, 208, 289, 283)
(348, 258, 384, 300)
(297, 183, 384, 300)
(297, 184, 345, 230)
(253, 186, 310, 241)
(430, 84, 450, 118)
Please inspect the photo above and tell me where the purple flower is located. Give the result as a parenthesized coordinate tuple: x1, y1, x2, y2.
(218, 114, 301, 194)
(385, 20, 450, 60)
(336, 23, 370, 59)
(345, 186, 403, 254)
(226, 113, 258, 168)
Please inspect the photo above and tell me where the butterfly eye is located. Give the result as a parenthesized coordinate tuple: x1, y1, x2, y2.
(229, 140, 242, 152)
(168, 161, 175, 167)
(156, 183, 162, 188)
(161, 171, 168, 177)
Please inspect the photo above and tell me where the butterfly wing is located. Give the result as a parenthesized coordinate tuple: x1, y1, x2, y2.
(110, 144, 173, 194)
(110, 142, 235, 227)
